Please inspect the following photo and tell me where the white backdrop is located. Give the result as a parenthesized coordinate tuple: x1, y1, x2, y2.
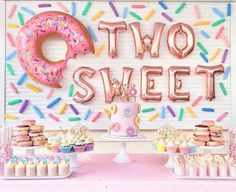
(1, 0, 235, 130)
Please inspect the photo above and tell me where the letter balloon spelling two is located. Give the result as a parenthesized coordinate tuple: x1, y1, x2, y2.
(16, 11, 95, 88)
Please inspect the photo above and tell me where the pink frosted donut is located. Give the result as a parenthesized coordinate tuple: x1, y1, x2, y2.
(16, 11, 95, 88)
(110, 122, 120, 132)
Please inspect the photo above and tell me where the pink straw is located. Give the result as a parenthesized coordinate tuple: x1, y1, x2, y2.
(6, 33, 15, 47)
(48, 113, 60, 122)
(91, 112, 102, 122)
(216, 112, 228, 122)
(215, 26, 224, 39)
(191, 96, 203, 107)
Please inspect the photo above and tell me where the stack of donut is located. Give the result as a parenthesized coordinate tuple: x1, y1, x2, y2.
(193, 121, 224, 147)
(11, 120, 48, 147)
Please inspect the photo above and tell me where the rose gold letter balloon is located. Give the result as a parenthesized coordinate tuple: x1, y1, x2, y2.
(98, 21, 127, 58)
(99, 67, 133, 103)
(167, 22, 195, 59)
(196, 64, 224, 101)
(129, 22, 165, 59)
(168, 66, 190, 102)
(73, 67, 96, 104)
(140, 66, 163, 102)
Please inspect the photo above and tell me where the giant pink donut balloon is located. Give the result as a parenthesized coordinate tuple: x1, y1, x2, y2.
(16, 11, 95, 88)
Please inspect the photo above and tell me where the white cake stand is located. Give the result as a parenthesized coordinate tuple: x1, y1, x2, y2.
(102, 134, 145, 163)
(11, 146, 45, 157)
(198, 145, 224, 154)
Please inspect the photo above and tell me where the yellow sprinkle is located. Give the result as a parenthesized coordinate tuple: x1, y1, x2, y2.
(144, 9, 156, 21)
(148, 112, 159, 121)
(7, 23, 19, 28)
(103, 108, 111, 119)
(59, 103, 68, 115)
(95, 44, 105, 57)
(185, 107, 196, 118)
(4, 114, 18, 120)
(26, 83, 42, 93)
(92, 10, 104, 21)
(193, 21, 211, 26)
(210, 48, 221, 61)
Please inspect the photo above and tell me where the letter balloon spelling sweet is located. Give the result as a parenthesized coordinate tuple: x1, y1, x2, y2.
(168, 66, 190, 102)
(73, 67, 96, 104)
(196, 64, 224, 101)
(129, 22, 165, 59)
(99, 67, 133, 103)
(167, 22, 195, 59)
(16, 11, 95, 88)
(140, 66, 163, 102)
(98, 21, 127, 58)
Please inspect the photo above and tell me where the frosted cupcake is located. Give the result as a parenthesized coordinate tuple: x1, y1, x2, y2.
(156, 140, 166, 152)
(85, 137, 94, 151)
(51, 138, 61, 153)
(48, 161, 58, 176)
(166, 140, 177, 153)
(4, 161, 15, 176)
(179, 140, 190, 155)
(15, 161, 26, 177)
(26, 161, 36, 176)
(58, 159, 70, 176)
(37, 160, 47, 176)
(73, 140, 86, 153)
(59, 139, 72, 153)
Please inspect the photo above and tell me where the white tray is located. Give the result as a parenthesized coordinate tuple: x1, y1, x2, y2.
(102, 134, 145, 141)
(2, 170, 73, 180)
(173, 172, 236, 180)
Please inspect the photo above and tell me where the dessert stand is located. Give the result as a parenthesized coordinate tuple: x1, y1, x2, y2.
(102, 134, 145, 163)
(11, 146, 45, 157)
(198, 145, 225, 154)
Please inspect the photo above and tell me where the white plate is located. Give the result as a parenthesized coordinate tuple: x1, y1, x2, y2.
(2, 170, 73, 180)
(11, 146, 45, 150)
(102, 134, 145, 142)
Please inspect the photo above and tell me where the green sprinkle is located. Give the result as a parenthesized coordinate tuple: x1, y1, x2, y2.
(17, 12, 24, 26)
(68, 84, 74, 97)
(6, 63, 14, 76)
(8, 99, 22, 105)
(219, 82, 227, 96)
(142, 107, 155, 113)
(178, 108, 184, 121)
(175, 3, 186, 14)
(68, 117, 81, 121)
(197, 42, 208, 55)
(212, 18, 225, 27)
(129, 11, 142, 21)
(82, 1, 92, 16)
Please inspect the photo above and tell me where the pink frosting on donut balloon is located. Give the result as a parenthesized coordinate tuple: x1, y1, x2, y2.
(16, 11, 95, 88)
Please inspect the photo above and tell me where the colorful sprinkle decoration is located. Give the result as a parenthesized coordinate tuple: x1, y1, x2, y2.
(47, 97, 62, 109)
(4, 114, 18, 120)
(178, 108, 184, 121)
(68, 117, 81, 121)
(148, 112, 159, 121)
(200, 30, 210, 39)
(68, 84, 74, 97)
(8, 99, 22, 105)
(193, 21, 211, 26)
(129, 11, 142, 21)
(193, 5, 201, 19)
(26, 83, 42, 93)
(122, 7, 128, 18)
(19, 99, 29, 113)
(202, 108, 215, 112)
(109, 1, 119, 17)
(91, 112, 102, 122)
(6, 32, 16, 47)
(158, 1, 168, 10)
(82, 1, 92, 16)
(197, 42, 208, 55)
(48, 113, 60, 122)
(72, 1, 76, 16)
(21, 7, 35, 15)
(8, 4, 17, 18)
(185, 106, 196, 118)
(212, 18, 225, 27)
(9, 82, 19, 94)
(161, 12, 173, 22)
(216, 112, 228, 122)
(131, 5, 145, 9)
(142, 107, 155, 113)
(227, 3, 231, 16)
(92, 10, 104, 21)
(6, 50, 17, 61)
(223, 66, 231, 80)
(87, 25, 98, 42)
(33, 105, 44, 119)
(59, 103, 68, 115)
(219, 82, 227, 96)
(191, 96, 203, 107)
(95, 44, 105, 57)
(200, 52, 209, 63)
(210, 48, 221, 61)
(84, 109, 91, 120)
(38, 4, 52, 8)
(17, 73, 27, 86)
(69, 104, 79, 115)
(160, 106, 165, 119)
(175, 3, 186, 14)
(6, 64, 15, 76)
(212, 8, 224, 18)
(221, 49, 228, 63)
(17, 12, 24, 26)
(167, 105, 175, 117)
(215, 26, 224, 39)
(144, 9, 156, 21)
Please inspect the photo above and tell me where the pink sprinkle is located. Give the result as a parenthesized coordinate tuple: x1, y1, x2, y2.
(161, 12, 173, 22)
(221, 34, 231, 48)
(9, 82, 18, 94)
(191, 96, 203, 107)
(8, 4, 17, 18)
(46, 88, 53, 99)
(216, 112, 228, 122)
(91, 112, 102, 122)
(215, 26, 224, 39)
(193, 5, 201, 19)
(55, 2, 69, 12)
(131, 5, 145, 9)
(48, 113, 60, 122)
(6, 33, 15, 47)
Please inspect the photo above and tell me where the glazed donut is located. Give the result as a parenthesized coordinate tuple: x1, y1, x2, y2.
(16, 11, 95, 88)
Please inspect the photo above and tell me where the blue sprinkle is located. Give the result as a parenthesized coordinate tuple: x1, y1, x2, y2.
(200, 52, 208, 63)
(33, 105, 44, 118)
(72, 1, 76, 16)
(212, 7, 224, 18)
(5, 50, 16, 61)
(200, 30, 210, 39)
(84, 109, 91, 120)
(160, 106, 165, 119)
(47, 97, 61, 109)
(223, 66, 231, 80)
(158, 1, 168, 10)
(21, 7, 35, 15)
(87, 25, 98, 42)
(122, 7, 128, 18)
(202, 108, 215, 112)
(17, 72, 27, 86)
(227, 3, 231, 16)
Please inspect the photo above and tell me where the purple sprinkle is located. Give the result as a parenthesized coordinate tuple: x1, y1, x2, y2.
(109, 1, 119, 17)
(38, 4, 52, 8)
(166, 105, 176, 117)
(161, 12, 173, 22)
(19, 99, 29, 113)
(221, 49, 228, 63)
(69, 104, 79, 115)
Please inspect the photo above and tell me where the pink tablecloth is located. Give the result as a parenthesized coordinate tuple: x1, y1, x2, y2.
(0, 153, 235, 192)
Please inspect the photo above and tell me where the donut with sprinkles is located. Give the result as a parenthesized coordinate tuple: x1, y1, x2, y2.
(16, 11, 95, 88)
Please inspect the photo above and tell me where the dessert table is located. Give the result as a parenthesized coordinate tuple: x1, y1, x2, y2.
(0, 154, 236, 192)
